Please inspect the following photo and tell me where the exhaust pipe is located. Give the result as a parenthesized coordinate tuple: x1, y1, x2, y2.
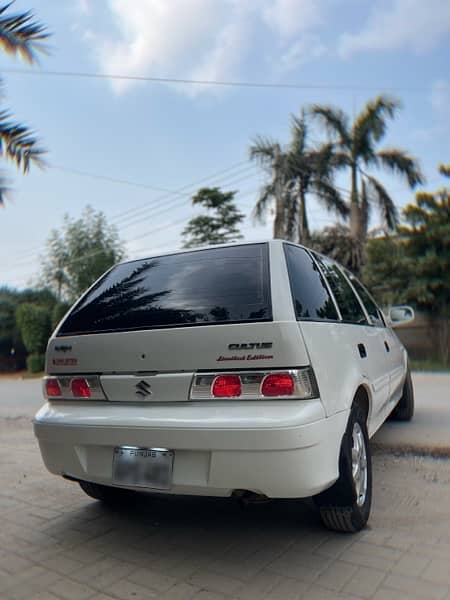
(232, 489, 271, 507)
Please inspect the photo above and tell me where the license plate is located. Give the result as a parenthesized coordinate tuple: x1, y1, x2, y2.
(112, 446, 174, 489)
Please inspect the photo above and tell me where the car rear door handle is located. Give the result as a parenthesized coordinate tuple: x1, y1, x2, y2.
(384, 341, 390, 352)
(358, 343, 367, 358)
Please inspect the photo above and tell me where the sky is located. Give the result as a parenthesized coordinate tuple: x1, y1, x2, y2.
(0, 0, 449, 290)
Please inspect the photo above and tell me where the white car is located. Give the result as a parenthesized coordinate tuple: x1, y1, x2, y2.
(34, 240, 414, 532)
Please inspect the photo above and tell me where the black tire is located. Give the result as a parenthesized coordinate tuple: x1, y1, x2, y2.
(389, 369, 414, 421)
(79, 480, 135, 504)
(314, 402, 372, 533)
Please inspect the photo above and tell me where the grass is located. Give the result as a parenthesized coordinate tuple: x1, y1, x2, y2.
(410, 358, 450, 373)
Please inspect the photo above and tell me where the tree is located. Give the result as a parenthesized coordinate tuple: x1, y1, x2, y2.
(363, 166, 450, 361)
(16, 302, 50, 372)
(181, 187, 244, 248)
(249, 111, 348, 242)
(286, 112, 348, 242)
(311, 95, 424, 270)
(0, 285, 57, 371)
(439, 163, 450, 177)
(0, 2, 49, 204)
(309, 224, 357, 271)
(398, 167, 450, 318)
(362, 236, 410, 307)
(249, 137, 290, 239)
(41, 206, 126, 303)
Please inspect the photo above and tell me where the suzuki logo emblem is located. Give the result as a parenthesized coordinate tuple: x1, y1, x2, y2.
(135, 380, 152, 398)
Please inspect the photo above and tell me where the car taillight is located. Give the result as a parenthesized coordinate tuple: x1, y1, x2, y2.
(43, 375, 106, 400)
(212, 374, 241, 397)
(191, 367, 318, 401)
(45, 378, 62, 397)
(261, 372, 294, 396)
(71, 378, 91, 398)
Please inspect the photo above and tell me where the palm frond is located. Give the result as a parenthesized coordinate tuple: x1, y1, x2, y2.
(0, 109, 46, 171)
(439, 163, 450, 178)
(323, 147, 350, 171)
(353, 95, 400, 145)
(309, 104, 351, 147)
(366, 175, 399, 230)
(312, 178, 349, 219)
(252, 182, 276, 223)
(249, 136, 280, 166)
(377, 149, 425, 188)
(0, 2, 49, 63)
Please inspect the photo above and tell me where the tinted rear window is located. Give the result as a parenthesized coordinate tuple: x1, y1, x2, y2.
(57, 244, 272, 335)
(284, 244, 339, 321)
(313, 254, 368, 325)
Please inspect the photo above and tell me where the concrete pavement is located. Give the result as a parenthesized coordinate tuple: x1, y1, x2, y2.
(2, 412, 450, 599)
(0, 373, 450, 599)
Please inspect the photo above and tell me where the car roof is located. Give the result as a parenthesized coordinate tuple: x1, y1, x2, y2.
(117, 239, 312, 267)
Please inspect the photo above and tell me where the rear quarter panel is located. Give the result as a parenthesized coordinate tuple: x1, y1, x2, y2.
(298, 321, 370, 422)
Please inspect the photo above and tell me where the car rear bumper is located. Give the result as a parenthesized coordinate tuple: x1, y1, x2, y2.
(33, 400, 349, 498)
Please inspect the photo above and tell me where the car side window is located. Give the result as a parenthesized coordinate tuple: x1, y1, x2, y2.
(313, 254, 368, 325)
(345, 271, 386, 327)
(284, 244, 339, 321)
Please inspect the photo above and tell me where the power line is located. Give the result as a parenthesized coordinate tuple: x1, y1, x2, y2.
(2, 186, 266, 284)
(2, 67, 432, 93)
(8, 160, 257, 265)
(0, 172, 263, 275)
(51, 161, 257, 225)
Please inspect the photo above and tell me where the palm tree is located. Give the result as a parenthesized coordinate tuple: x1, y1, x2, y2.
(249, 111, 348, 243)
(310, 95, 424, 268)
(286, 111, 348, 243)
(0, 3, 49, 205)
(249, 137, 291, 239)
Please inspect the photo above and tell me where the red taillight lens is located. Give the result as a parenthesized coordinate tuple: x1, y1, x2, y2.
(261, 373, 294, 396)
(212, 374, 241, 397)
(71, 378, 91, 398)
(46, 378, 62, 397)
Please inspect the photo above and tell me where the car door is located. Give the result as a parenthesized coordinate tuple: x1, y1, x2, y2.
(382, 325, 407, 403)
(312, 255, 391, 435)
(343, 270, 402, 424)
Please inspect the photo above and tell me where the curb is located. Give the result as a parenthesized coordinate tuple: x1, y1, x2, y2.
(372, 442, 450, 459)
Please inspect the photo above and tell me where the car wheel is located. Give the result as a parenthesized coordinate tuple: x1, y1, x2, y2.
(389, 369, 414, 421)
(314, 402, 372, 533)
(78, 480, 135, 504)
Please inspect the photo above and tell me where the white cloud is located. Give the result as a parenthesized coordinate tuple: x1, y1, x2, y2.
(338, 0, 450, 57)
(187, 19, 248, 96)
(80, 0, 328, 96)
(88, 0, 228, 94)
(262, 0, 324, 38)
(279, 34, 327, 72)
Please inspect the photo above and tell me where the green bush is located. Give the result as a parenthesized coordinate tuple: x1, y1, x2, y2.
(51, 302, 71, 330)
(16, 303, 51, 355)
(26, 353, 45, 373)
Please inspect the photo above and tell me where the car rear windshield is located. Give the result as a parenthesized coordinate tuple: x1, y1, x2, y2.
(57, 244, 272, 335)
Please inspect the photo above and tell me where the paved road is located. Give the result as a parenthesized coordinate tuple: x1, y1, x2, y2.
(373, 372, 450, 453)
(0, 373, 450, 599)
(2, 416, 450, 599)
(0, 378, 43, 419)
